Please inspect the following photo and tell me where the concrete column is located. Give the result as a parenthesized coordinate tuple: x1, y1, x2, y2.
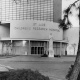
(11, 40, 13, 54)
(60, 42, 62, 56)
(47, 41, 49, 55)
(29, 40, 31, 55)
(0, 42, 2, 54)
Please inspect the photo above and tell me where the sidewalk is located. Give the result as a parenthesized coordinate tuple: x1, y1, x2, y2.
(0, 55, 75, 62)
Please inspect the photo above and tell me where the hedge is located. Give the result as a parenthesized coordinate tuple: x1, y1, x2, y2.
(0, 69, 50, 80)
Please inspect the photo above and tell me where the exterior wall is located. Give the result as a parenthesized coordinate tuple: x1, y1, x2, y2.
(2, 40, 29, 55)
(0, 0, 62, 22)
(1, 40, 67, 56)
(62, 43, 67, 55)
(10, 20, 63, 40)
(0, 42, 2, 54)
(53, 42, 60, 55)
(2, 41, 11, 55)
(63, 27, 79, 55)
(1, 0, 54, 22)
(12, 41, 28, 55)
(0, 24, 10, 38)
(0, 23, 10, 54)
(53, 0, 62, 22)
(0, 0, 68, 56)
(53, 42, 67, 55)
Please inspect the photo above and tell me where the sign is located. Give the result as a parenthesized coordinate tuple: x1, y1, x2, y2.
(10, 20, 63, 40)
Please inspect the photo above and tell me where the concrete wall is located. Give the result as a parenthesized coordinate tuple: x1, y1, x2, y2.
(53, 0, 62, 22)
(0, 42, 2, 54)
(10, 20, 63, 40)
(0, 0, 62, 23)
(1, 40, 30, 55)
(63, 27, 79, 55)
(0, 23, 10, 38)
(12, 41, 29, 55)
(0, 23, 10, 55)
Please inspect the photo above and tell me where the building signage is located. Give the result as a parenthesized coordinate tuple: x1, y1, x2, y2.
(14, 27, 60, 32)
(10, 20, 63, 40)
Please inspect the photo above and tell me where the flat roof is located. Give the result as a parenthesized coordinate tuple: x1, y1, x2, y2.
(1, 38, 68, 43)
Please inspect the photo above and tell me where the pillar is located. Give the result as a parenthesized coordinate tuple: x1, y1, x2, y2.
(29, 40, 31, 55)
(11, 40, 13, 54)
(60, 42, 62, 56)
(0, 41, 2, 54)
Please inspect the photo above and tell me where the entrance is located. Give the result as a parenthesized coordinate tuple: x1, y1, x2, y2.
(31, 47, 44, 55)
(30, 41, 47, 55)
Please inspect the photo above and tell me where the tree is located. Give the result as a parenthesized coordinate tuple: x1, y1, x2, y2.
(59, 0, 80, 80)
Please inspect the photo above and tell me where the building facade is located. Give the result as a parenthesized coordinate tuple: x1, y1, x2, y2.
(0, 0, 68, 56)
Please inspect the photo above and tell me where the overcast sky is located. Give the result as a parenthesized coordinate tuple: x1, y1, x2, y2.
(62, 0, 77, 10)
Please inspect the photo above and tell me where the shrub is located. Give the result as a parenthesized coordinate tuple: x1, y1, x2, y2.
(0, 69, 50, 80)
(54, 55, 61, 57)
(41, 54, 48, 57)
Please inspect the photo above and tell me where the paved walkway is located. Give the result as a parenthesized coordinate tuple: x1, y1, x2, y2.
(0, 55, 75, 62)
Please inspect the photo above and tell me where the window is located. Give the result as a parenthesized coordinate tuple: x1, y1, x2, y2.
(1, 0, 53, 22)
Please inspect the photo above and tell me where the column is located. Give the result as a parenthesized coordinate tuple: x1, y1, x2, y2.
(11, 40, 13, 54)
(29, 40, 31, 55)
(0, 42, 2, 54)
(60, 42, 62, 56)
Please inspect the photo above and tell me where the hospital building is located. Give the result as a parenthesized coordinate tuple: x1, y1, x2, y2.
(0, 0, 69, 56)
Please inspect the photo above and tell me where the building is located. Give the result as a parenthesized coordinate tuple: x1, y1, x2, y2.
(0, 0, 68, 56)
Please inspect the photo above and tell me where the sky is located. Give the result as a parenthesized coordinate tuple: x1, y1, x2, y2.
(62, 0, 77, 10)
(62, 0, 79, 27)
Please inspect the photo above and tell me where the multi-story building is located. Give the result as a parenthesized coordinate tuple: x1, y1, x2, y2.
(0, 0, 68, 56)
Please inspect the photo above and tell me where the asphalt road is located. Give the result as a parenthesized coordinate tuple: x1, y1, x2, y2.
(0, 56, 76, 80)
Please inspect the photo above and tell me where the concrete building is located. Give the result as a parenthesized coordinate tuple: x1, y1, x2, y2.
(0, 0, 68, 56)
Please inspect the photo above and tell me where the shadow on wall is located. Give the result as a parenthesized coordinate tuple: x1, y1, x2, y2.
(0, 23, 10, 37)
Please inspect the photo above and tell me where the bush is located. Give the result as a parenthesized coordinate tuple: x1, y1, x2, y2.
(54, 55, 61, 57)
(41, 54, 48, 57)
(66, 65, 80, 80)
(0, 69, 50, 80)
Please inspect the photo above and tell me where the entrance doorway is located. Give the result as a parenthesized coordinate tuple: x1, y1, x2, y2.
(30, 41, 47, 55)
(31, 47, 44, 55)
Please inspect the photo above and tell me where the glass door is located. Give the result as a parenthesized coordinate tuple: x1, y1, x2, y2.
(31, 47, 44, 55)
(38, 47, 44, 54)
(41, 47, 44, 54)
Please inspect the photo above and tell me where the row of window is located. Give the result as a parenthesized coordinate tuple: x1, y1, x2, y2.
(1, 0, 54, 22)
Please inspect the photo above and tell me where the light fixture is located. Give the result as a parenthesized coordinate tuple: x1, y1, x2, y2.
(23, 40, 26, 46)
